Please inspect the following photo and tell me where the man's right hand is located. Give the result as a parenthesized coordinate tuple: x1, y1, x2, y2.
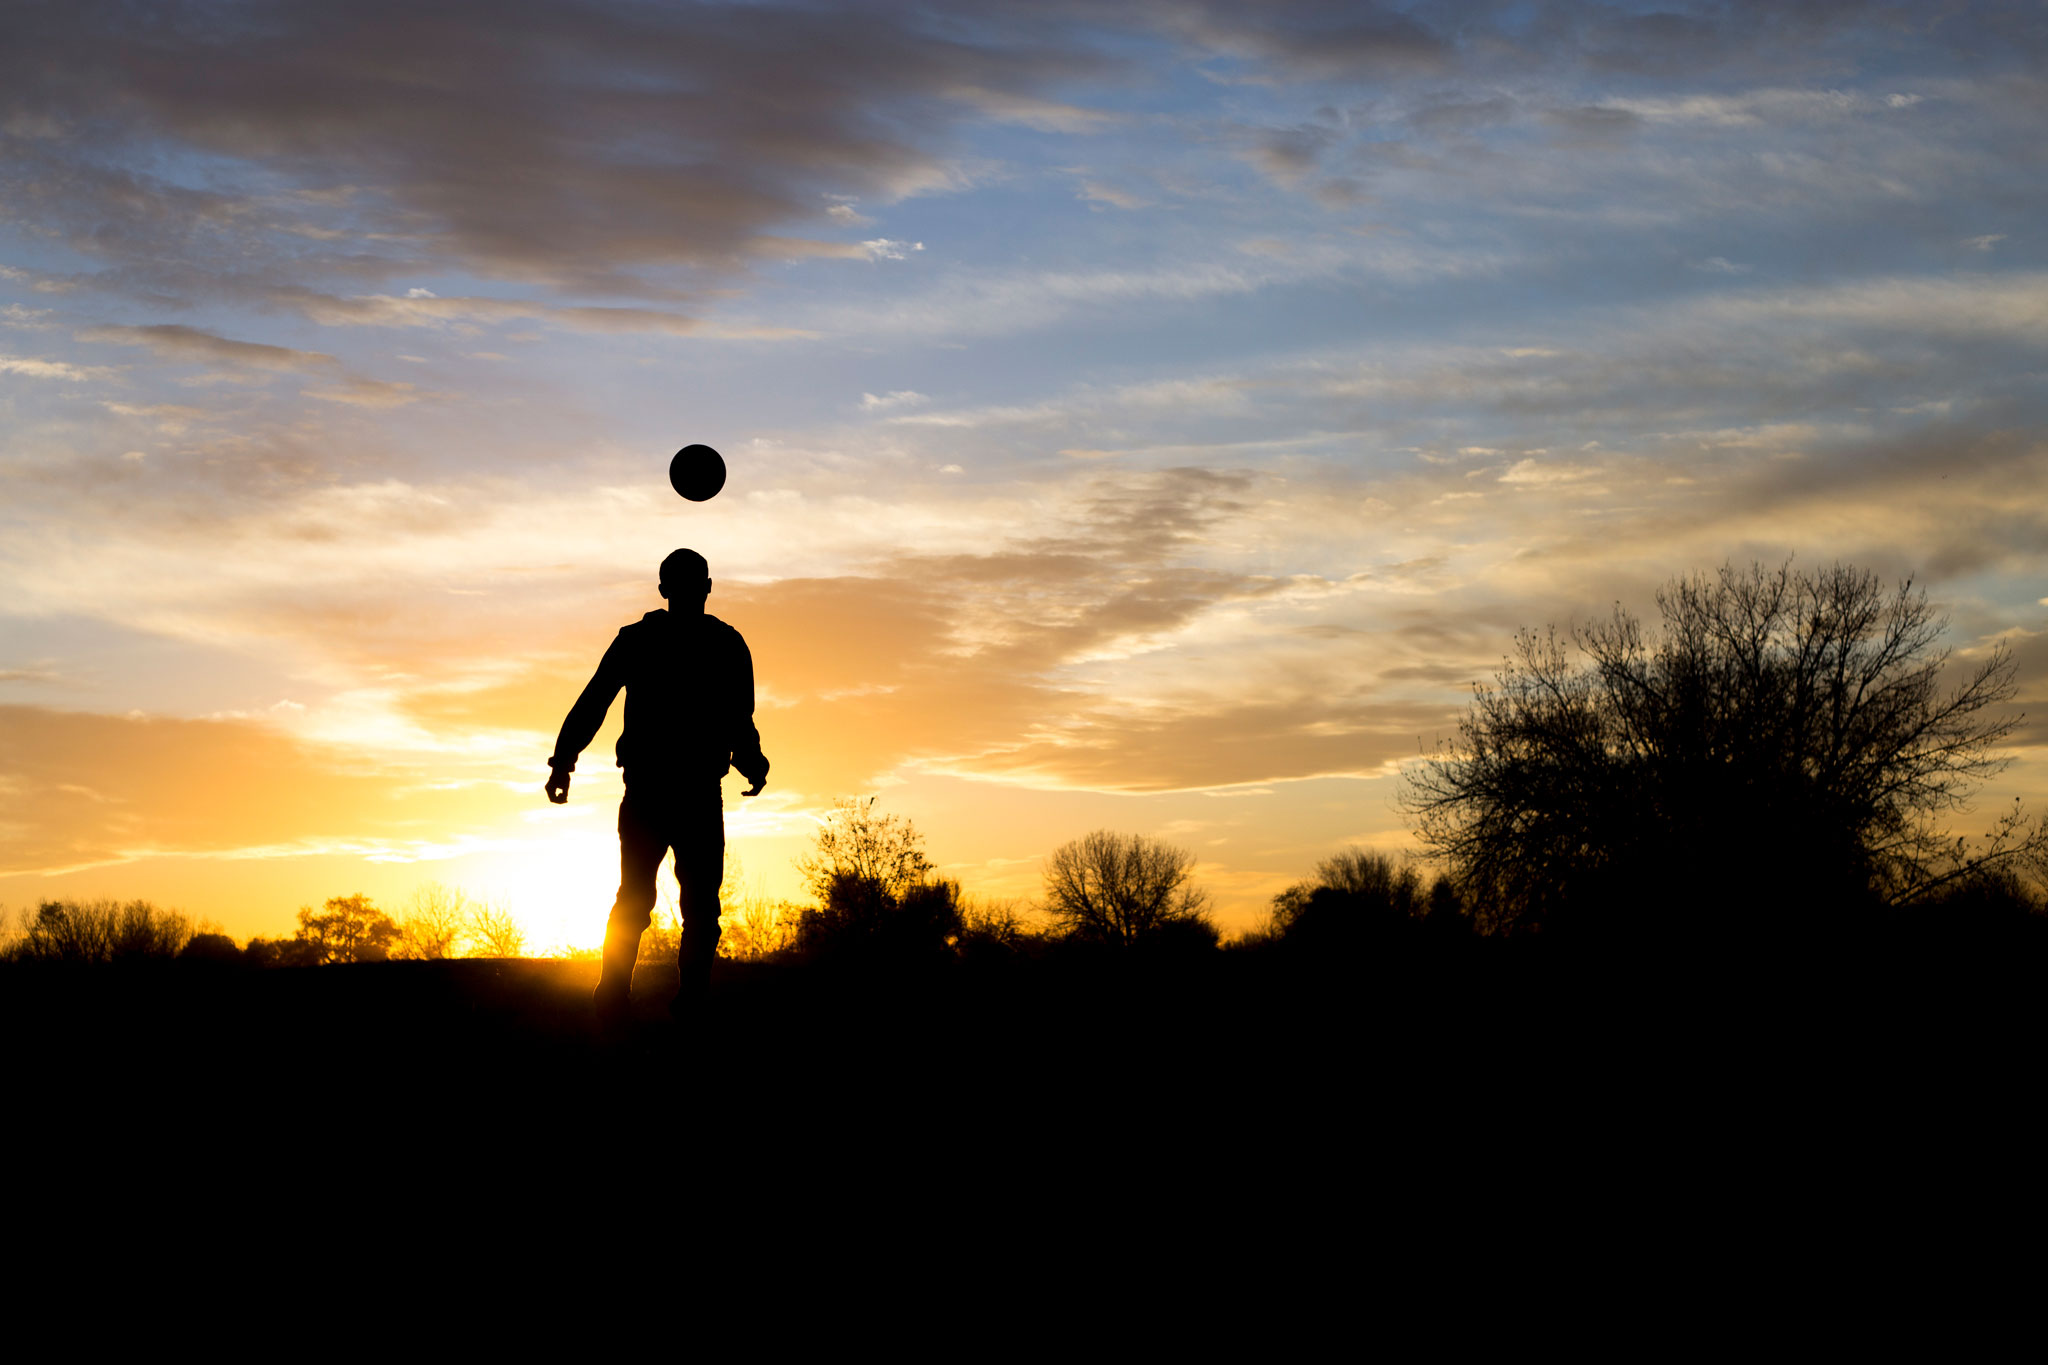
(545, 765, 572, 804)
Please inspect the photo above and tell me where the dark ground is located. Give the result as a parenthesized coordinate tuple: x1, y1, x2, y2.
(11, 933, 2041, 1140)
(8, 938, 2042, 1303)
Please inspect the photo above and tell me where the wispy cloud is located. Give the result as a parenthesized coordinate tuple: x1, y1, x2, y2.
(860, 390, 929, 412)
(78, 324, 334, 372)
(0, 353, 110, 380)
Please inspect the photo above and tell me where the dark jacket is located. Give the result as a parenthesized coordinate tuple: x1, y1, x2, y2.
(549, 609, 768, 787)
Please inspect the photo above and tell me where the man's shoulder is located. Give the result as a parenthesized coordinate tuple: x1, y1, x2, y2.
(617, 610, 746, 647)
(702, 612, 748, 644)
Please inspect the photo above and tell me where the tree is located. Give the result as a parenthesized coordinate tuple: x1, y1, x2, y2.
(294, 894, 400, 964)
(394, 882, 469, 960)
(1402, 561, 2043, 938)
(466, 899, 527, 958)
(7, 899, 193, 963)
(717, 851, 800, 961)
(793, 797, 959, 959)
(796, 796, 934, 903)
(1041, 830, 1214, 949)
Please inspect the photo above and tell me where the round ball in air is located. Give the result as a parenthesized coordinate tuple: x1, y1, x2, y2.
(669, 444, 726, 502)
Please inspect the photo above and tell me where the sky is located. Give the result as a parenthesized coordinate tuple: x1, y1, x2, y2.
(4, 0, 2046, 945)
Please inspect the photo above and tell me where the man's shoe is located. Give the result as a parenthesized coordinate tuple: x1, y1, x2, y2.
(593, 987, 632, 1037)
(668, 977, 708, 1022)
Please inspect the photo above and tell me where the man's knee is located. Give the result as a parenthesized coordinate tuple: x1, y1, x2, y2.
(679, 891, 722, 955)
(609, 885, 657, 932)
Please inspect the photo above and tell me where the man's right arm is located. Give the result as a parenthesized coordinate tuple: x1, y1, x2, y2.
(546, 633, 628, 802)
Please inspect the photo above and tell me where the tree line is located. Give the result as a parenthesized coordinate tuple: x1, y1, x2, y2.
(8, 560, 2042, 970)
(2, 885, 530, 967)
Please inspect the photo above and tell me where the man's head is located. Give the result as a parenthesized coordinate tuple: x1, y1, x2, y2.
(659, 548, 711, 610)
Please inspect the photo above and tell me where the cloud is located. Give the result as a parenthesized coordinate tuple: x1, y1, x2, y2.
(1077, 180, 1147, 210)
(1963, 234, 2007, 252)
(76, 324, 334, 372)
(1541, 105, 1644, 139)
(1162, 3, 1451, 80)
(0, 0, 1117, 300)
(0, 703, 477, 875)
(861, 390, 930, 412)
(1498, 459, 1601, 486)
(1235, 125, 1337, 189)
(950, 86, 1121, 134)
(1687, 272, 2048, 343)
(299, 377, 433, 408)
(0, 353, 109, 380)
(100, 400, 209, 432)
(1408, 96, 1516, 136)
(797, 239, 1480, 340)
(860, 239, 926, 261)
(546, 307, 703, 336)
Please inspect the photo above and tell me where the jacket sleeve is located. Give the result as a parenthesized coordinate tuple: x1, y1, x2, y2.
(729, 632, 769, 784)
(549, 632, 629, 772)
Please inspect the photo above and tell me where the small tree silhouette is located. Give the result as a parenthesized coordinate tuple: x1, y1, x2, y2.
(179, 931, 242, 962)
(1264, 850, 1466, 950)
(794, 798, 958, 959)
(294, 894, 400, 964)
(1041, 830, 1213, 949)
(796, 796, 934, 903)
(718, 852, 799, 960)
(395, 882, 469, 960)
(1403, 561, 2045, 937)
(466, 899, 528, 958)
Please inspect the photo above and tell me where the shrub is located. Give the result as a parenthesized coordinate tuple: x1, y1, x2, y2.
(244, 935, 321, 968)
(180, 932, 243, 963)
(1265, 850, 1466, 952)
(797, 872, 964, 962)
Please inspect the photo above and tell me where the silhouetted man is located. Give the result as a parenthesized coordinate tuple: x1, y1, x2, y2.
(546, 548, 769, 1023)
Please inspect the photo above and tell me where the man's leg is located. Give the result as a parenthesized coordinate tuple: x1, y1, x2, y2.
(598, 784, 668, 1018)
(671, 785, 726, 1014)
